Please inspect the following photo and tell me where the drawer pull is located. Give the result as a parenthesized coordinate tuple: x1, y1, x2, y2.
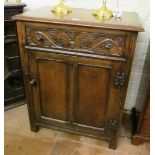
(29, 79, 37, 86)
(105, 41, 113, 50)
(36, 34, 45, 42)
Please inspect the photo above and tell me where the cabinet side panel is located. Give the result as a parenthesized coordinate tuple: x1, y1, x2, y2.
(16, 21, 38, 131)
(75, 64, 110, 128)
(37, 59, 68, 121)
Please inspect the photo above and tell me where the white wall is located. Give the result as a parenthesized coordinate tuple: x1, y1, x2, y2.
(15, 0, 150, 111)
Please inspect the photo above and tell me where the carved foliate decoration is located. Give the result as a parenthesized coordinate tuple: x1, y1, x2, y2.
(26, 27, 127, 57)
(29, 30, 54, 47)
(105, 119, 118, 131)
(114, 72, 126, 87)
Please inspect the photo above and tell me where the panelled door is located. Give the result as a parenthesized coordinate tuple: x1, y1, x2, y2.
(27, 50, 70, 127)
(73, 63, 111, 129)
(27, 50, 124, 133)
(72, 62, 124, 133)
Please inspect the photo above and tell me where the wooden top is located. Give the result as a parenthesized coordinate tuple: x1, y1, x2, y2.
(12, 6, 144, 32)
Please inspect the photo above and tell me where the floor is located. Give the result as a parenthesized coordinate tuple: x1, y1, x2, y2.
(4, 105, 150, 155)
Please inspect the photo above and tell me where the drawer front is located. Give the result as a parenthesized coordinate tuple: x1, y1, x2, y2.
(25, 25, 131, 58)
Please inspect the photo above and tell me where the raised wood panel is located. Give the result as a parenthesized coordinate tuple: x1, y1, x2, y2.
(37, 58, 69, 121)
(27, 54, 69, 122)
(75, 64, 111, 128)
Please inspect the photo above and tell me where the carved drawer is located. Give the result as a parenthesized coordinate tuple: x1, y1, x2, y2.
(25, 26, 131, 58)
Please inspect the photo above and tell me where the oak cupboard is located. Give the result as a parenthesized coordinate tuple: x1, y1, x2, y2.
(13, 7, 144, 149)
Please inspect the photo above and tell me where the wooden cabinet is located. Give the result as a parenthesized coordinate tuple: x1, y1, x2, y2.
(13, 7, 144, 149)
(4, 3, 26, 109)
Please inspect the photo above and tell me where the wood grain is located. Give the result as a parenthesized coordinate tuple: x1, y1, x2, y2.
(12, 7, 144, 32)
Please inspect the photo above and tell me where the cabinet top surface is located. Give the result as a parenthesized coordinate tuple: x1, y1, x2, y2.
(13, 6, 144, 32)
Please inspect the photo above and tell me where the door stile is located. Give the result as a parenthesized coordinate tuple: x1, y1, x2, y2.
(68, 63, 77, 124)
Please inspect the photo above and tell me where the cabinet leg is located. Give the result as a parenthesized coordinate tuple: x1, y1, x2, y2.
(109, 138, 117, 150)
(30, 123, 39, 132)
(109, 132, 118, 150)
(26, 102, 39, 132)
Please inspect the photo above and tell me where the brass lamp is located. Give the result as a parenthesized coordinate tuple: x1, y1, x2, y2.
(92, 0, 113, 19)
(51, 0, 72, 15)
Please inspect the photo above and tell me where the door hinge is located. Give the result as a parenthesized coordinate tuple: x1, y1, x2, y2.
(105, 118, 118, 131)
(114, 72, 126, 87)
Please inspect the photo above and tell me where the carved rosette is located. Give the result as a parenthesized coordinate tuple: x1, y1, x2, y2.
(105, 119, 118, 131)
(26, 28, 54, 48)
(114, 72, 126, 87)
(26, 27, 126, 57)
(51, 31, 71, 48)
(74, 33, 96, 49)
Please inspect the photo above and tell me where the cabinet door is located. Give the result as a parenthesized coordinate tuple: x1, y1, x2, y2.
(27, 50, 125, 133)
(27, 51, 70, 126)
(74, 63, 110, 128)
(72, 60, 124, 133)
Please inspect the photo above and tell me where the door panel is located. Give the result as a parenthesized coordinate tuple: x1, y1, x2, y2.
(75, 64, 111, 128)
(37, 58, 68, 120)
(27, 50, 124, 132)
(28, 51, 69, 123)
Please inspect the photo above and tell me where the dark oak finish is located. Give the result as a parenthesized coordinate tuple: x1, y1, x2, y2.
(75, 64, 110, 128)
(13, 7, 144, 149)
(4, 3, 26, 108)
